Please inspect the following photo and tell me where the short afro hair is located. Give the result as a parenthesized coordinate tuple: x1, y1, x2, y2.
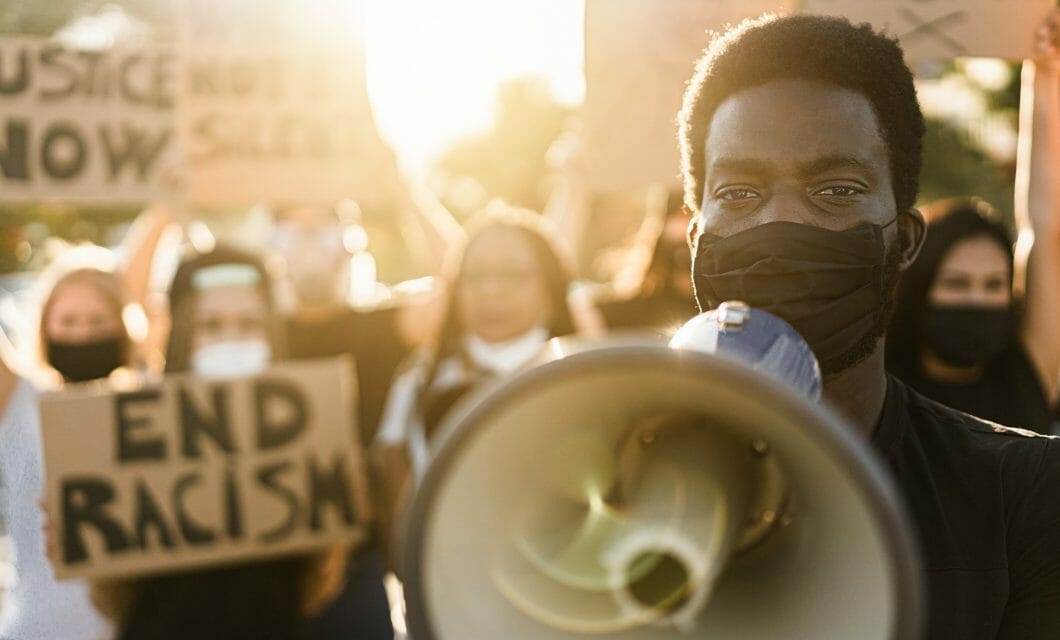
(679, 13, 924, 216)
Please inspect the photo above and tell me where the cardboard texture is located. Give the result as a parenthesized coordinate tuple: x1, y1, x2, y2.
(41, 357, 371, 580)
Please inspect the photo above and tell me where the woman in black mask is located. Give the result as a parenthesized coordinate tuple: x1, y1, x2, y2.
(886, 198, 1056, 433)
(0, 263, 134, 640)
(39, 266, 135, 384)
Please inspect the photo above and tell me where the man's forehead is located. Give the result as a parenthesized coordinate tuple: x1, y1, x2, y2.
(705, 79, 888, 174)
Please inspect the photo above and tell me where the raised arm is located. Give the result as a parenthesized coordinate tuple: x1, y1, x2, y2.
(381, 142, 464, 276)
(0, 323, 19, 418)
(118, 203, 177, 312)
(1015, 8, 1060, 403)
(543, 130, 594, 269)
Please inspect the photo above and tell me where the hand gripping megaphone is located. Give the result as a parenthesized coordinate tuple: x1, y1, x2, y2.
(400, 303, 923, 639)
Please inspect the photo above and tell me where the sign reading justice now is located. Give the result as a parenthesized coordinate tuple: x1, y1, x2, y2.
(0, 31, 377, 206)
(41, 357, 370, 580)
(0, 37, 175, 203)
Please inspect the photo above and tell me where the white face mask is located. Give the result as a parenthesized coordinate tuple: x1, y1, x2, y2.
(463, 327, 549, 375)
(191, 340, 272, 379)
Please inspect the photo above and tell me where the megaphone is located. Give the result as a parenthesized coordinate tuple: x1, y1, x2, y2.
(400, 304, 923, 639)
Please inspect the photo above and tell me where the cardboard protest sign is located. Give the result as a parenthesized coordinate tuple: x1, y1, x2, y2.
(0, 37, 176, 203)
(801, 0, 1055, 61)
(581, 0, 793, 191)
(41, 357, 371, 580)
(0, 0, 394, 208)
(174, 0, 389, 208)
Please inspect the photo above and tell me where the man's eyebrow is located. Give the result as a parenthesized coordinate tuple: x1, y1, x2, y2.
(707, 155, 875, 180)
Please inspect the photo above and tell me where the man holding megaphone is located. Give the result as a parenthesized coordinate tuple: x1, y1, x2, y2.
(402, 11, 1060, 640)
(679, 12, 1060, 639)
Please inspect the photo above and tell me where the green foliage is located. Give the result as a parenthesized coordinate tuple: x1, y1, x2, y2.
(0, 0, 170, 37)
(0, 206, 138, 274)
(919, 116, 1015, 228)
(0, 0, 83, 35)
(434, 77, 572, 213)
(916, 60, 1022, 226)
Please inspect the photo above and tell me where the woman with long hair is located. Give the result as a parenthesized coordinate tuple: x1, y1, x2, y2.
(373, 204, 583, 557)
(885, 28, 1060, 433)
(377, 204, 578, 464)
(0, 257, 125, 640)
(885, 198, 1056, 432)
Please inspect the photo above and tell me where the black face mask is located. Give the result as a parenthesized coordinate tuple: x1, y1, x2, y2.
(920, 305, 1016, 368)
(46, 336, 125, 383)
(692, 219, 898, 374)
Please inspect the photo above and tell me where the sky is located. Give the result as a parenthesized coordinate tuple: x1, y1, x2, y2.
(362, 0, 585, 174)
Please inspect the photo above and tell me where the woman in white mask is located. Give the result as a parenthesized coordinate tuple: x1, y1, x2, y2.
(87, 246, 349, 640)
(374, 204, 582, 550)
(162, 247, 278, 380)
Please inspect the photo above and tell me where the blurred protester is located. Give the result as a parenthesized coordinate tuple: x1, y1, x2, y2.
(0, 199, 176, 638)
(373, 203, 584, 553)
(540, 130, 685, 336)
(271, 208, 397, 640)
(270, 158, 463, 639)
(886, 24, 1060, 433)
(0, 260, 129, 639)
(89, 246, 353, 639)
(271, 202, 434, 447)
(594, 189, 698, 335)
(271, 205, 436, 640)
(36, 261, 136, 386)
(35, 202, 176, 383)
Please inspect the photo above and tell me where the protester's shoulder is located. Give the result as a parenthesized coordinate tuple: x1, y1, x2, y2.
(393, 347, 433, 378)
(901, 379, 1059, 470)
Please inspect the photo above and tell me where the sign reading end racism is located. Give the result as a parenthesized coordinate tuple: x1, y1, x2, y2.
(41, 357, 370, 580)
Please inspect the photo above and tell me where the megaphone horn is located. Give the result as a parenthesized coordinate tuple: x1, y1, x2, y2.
(401, 313, 923, 640)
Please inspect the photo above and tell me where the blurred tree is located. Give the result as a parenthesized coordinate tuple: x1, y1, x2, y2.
(434, 77, 573, 213)
(0, 0, 82, 35)
(0, 0, 169, 37)
(920, 117, 1015, 227)
(918, 60, 1021, 225)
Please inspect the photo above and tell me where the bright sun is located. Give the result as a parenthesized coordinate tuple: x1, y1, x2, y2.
(362, 0, 585, 175)
(55, 0, 584, 178)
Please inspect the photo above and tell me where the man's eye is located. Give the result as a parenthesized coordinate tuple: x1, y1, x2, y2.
(717, 188, 758, 202)
(815, 185, 861, 197)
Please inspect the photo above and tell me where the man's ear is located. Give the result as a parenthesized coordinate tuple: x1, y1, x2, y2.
(896, 207, 926, 270)
(686, 216, 700, 250)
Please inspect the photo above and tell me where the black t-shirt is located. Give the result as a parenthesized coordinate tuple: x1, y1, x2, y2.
(873, 375, 1060, 638)
(284, 305, 409, 445)
(119, 559, 302, 639)
(895, 345, 1053, 434)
